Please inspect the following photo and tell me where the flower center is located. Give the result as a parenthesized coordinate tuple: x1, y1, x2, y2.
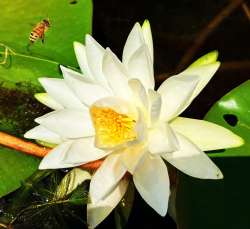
(90, 106, 137, 149)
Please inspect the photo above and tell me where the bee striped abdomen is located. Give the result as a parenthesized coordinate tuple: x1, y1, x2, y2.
(29, 31, 40, 43)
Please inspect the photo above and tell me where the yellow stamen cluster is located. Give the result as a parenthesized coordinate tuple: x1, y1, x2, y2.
(90, 106, 137, 148)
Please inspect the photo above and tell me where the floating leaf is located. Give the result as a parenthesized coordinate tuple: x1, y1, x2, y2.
(0, 146, 40, 198)
(0, 49, 61, 89)
(0, 0, 92, 68)
(206, 80, 250, 157)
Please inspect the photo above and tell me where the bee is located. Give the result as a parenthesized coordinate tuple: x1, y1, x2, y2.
(29, 18, 50, 44)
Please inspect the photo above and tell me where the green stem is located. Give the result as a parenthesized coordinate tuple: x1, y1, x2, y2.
(0, 43, 59, 65)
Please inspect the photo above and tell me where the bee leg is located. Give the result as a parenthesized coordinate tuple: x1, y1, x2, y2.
(41, 35, 45, 44)
(26, 43, 32, 52)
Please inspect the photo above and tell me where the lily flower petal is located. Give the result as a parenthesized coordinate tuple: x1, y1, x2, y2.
(87, 178, 129, 229)
(162, 133, 223, 179)
(35, 93, 63, 110)
(142, 19, 153, 62)
(39, 78, 86, 110)
(62, 137, 109, 164)
(89, 154, 127, 203)
(122, 22, 144, 66)
(102, 48, 132, 101)
(121, 144, 146, 174)
(170, 117, 244, 151)
(128, 79, 148, 111)
(177, 62, 221, 110)
(61, 66, 112, 106)
(35, 109, 94, 139)
(148, 123, 179, 154)
(134, 108, 148, 143)
(187, 50, 218, 68)
(85, 35, 111, 90)
(39, 141, 80, 169)
(158, 75, 199, 122)
(127, 44, 154, 89)
(73, 41, 94, 80)
(24, 125, 62, 144)
(148, 89, 162, 125)
(133, 154, 170, 216)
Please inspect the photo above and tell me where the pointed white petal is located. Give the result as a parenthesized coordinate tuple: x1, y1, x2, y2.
(122, 22, 144, 66)
(142, 20, 153, 62)
(158, 75, 199, 122)
(128, 79, 148, 111)
(85, 35, 111, 89)
(73, 41, 94, 80)
(39, 141, 73, 169)
(127, 44, 154, 89)
(134, 108, 148, 142)
(102, 48, 132, 101)
(162, 133, 223, 179)
(61, 65, 111, 106)
(62, 137, 108, 164)
(35, 109, 94, 139)
(121, 144, 146, 174)
(148, 89, 162, 126)
(35, 93, 63, 110)
(148, 123, 179, 154)
(24, 125, 62, 144)
(39, 78, 86, 110)
(188, 51, 218, 68)
(177, 62, 220, 109)
(133, 154, 170, 216)
(87, 178, 129, 229)
(89, 154, 126, 203)
(170, 117, 244, 151)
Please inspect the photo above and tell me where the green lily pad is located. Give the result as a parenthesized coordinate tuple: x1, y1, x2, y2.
(176, 80, 250, 229)
(0, 0, 92, 68)
(0, 0, 93, 198)
(0, 145, 39, 198)
(0, 53, 61, 89)
(206, 80, 250, 157)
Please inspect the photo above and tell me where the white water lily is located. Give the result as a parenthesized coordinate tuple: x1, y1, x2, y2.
(25, 20, 243, 228)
